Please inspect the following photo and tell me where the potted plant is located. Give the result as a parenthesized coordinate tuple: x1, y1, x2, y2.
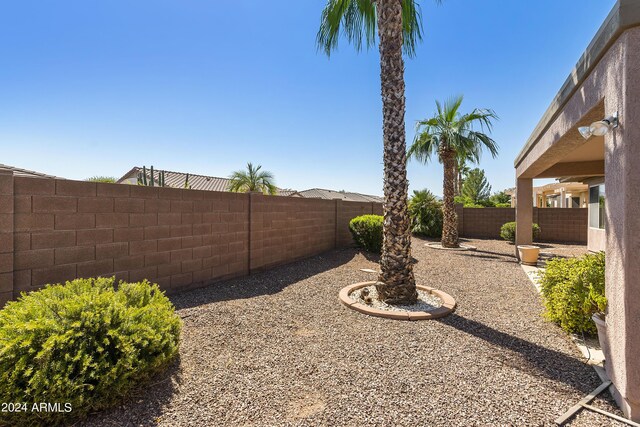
(500, 222, 542, 265)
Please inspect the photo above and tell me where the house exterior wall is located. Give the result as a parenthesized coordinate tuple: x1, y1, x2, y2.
(2, 176, 382, 307)
(605, 26, 640, 419)
(515, 22, 640, 419)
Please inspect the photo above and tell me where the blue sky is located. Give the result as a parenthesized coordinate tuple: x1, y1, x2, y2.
(0, 0, 615, 196)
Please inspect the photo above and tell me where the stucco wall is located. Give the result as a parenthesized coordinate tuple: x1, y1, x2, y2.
(515, 23, 640, 419)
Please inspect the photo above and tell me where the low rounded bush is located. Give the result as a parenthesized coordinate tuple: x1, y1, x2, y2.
(0, 277, 181, 426)
(540, 252, 606, 335)
(349, 214, 383, 253)
(494, 202, 511, 208)
(500, 221, 541, 243)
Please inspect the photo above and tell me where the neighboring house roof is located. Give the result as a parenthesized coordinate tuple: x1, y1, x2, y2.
(117, 167, 296, 196)
(297, 188, 383, 203)
(0, 163, 61, 179)
(277, 189, 302, 197)
(117, 168, 381, 201)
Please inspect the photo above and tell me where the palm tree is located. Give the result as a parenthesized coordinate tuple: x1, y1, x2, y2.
(408, 189, 443, 238)
(408, 96, 498, 248)
(318, 0, 436, 304)
(228, 163, 277, 195)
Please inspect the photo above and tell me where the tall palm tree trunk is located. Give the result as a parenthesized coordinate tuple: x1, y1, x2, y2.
(453, 161, 459, 196)
(374, 0, 417, 305)
(441, 150, 459, 248)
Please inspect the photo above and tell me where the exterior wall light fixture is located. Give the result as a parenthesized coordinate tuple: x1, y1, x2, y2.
(578, 112, 619, 139)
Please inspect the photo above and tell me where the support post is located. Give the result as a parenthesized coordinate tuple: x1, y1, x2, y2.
(515, 177, 533, 257)
(248, 191, 263, 274)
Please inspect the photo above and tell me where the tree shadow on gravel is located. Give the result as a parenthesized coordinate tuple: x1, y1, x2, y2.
(171, 249, 359, 310)
(81, 356, 183, 427)
(438, 314, 599, 394)
(456, 252, 515, 263)
(455, 249, 519, 264)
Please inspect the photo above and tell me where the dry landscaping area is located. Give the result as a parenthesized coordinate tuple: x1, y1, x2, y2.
(84, 238, 623, 426)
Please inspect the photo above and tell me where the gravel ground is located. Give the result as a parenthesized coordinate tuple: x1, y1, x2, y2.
(83, 238, 625, 427)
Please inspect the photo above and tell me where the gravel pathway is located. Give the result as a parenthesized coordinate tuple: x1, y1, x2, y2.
(83, 238, 625, 426)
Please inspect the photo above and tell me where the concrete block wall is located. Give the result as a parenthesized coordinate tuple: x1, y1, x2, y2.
(249, 194, 336, 272)
(459, 206, 587, 243)
(11, 176, 251, 298)
(2, 176, 383, 302)
(536, 208, 588, 243)
(461, 207, 515, 239)
(0, 170, 13, 306)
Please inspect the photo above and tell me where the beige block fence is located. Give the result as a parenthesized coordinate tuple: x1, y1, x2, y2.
(0, 172, 586, 306)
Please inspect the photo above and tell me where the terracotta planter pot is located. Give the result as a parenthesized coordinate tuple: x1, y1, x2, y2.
(592, 313, 610, 363)
(517, 245, 540, 266)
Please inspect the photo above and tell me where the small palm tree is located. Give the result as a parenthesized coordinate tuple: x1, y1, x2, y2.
(408, 189, 443, 238)
(228, 163, 277, 195)
(317, 0, 439, 304)
(408, 96, 498, 248)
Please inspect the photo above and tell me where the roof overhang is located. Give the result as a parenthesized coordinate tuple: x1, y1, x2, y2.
(515, 0, 640, 170)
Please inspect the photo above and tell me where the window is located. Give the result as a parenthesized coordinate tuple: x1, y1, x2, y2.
(589, 184, 605, 229)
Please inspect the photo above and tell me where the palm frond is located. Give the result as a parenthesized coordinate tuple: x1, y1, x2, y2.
(228, 162, 277, 194)
(316, 0, 427, 57)
(410, 95, 499, 164)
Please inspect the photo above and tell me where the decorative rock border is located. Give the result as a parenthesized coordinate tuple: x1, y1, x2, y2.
(338, 281, 456, 321)
(425, 243, 477, 251)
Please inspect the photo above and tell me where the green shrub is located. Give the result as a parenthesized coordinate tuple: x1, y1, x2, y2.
(408, 190, 443, 237)
(0, 277, 181, 426)
(495, 202, 511, 208)
(349, 215, 383, 253)
(540, 252, 606, 335)
(500, 221, 541, 243)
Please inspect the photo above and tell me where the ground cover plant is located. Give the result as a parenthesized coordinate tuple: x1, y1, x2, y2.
(0, 277, 181, 426)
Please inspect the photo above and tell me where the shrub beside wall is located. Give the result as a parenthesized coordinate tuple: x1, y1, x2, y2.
(500, 222, 541, 243)
(349, 215, 383, 253)
(0, 277, 182, 426)
(539, 252, 606, 335)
